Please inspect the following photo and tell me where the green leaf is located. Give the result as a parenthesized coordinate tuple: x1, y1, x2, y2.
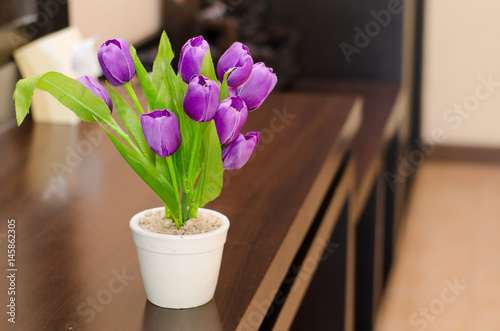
(147, 32, 195, 197)
(200, 49, 218, 83)
(153, 59, 186, 113)
(168, 67, 188, 111)
(152, 46, 194, 184)
(130, 44, 158, 108)
(14, 72, 113, 126)
(176, 117, 195, 189)
(152, 31, 175, 92)
(219, 69, 234, 102)
(107, 84, 155, 164)
(196, 121, 224, 206)
(154, 69, 175, 111)
(158, 31, 175, 64)
(155, 155, 168, 177)
(101, 124, 179, 216)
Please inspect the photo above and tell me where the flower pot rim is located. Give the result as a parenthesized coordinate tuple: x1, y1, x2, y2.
(129, 207, 229, 241)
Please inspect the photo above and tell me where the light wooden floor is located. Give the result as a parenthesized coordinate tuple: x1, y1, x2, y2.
(375, 159, 500, 331)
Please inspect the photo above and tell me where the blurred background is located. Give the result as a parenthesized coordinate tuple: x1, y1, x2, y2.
(0, 0, 404, 128)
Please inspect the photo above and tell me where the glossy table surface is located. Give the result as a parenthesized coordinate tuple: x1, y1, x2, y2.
(292, 80, 402, 220)
(0, 92, 361, 330)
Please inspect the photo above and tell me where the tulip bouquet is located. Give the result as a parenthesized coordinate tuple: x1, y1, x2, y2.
(14, 32, 277, 229)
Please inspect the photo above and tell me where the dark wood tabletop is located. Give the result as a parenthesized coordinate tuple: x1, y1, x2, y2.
(292, 80, 401, 217)
(0, 92, 361, 331)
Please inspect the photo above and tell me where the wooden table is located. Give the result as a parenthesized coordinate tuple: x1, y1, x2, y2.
(0, 92, 362, 330)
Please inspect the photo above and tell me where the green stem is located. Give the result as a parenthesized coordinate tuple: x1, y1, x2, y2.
(185, 124, 201, 218)
(124, 82, 145, 115)
(164, 205, 172, 220)
(124, 136, 143, 156)
(187, 124, 201, 191)
(98, 118, 143, 157)
(181, 192, 188, 221)
(166, 156, 182, 228)
(190, 202, 199, 219)
(195, 167, 206, 205)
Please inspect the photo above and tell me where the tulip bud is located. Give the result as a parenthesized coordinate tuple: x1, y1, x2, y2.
(98, 38, 135, 86)
(221, 132, 259, 170)
(183, 75, 220, 122)
(217, 42, 254, 87)
(237, 62, 277, 111)
(178, 36, 210, 83)
(140, 109, 181, 158)
(214, 96, 248, 144)
(77, 76, 113, 112)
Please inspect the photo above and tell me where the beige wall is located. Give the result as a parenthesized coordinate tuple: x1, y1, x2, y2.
(0, 62, 17, 132)
(422, 1, 500, 148)
(68, 0, 163, 47)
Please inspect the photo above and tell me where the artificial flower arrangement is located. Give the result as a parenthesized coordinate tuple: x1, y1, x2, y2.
(14, 32, 277, 229)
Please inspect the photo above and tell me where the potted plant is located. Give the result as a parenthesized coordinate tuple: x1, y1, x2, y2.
(13, 32, 277, 309)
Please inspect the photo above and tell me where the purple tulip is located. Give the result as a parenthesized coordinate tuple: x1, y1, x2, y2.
(217, 42, 254, 87)
(237, 62, 277, 111)
(221, 132, 259, 170)
(140, 109, 181, 158)
(178, 36, 210, 83)
(214, 96, 248, 144)
(77, 76, 113, 112)
(228, 86, 238, 97)
(98, 38, 135, 86)
(183, 75, 220, 122)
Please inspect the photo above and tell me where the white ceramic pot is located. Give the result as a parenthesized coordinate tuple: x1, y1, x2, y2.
(129, 207, 230, 309)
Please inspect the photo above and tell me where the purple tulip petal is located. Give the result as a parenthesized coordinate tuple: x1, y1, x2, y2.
(217, 42, 254, 87)
(98, 38, 135, 86)
(179, 36, 210, 83)
(77, 76, 113, 112)
(141, 109, 181, 158)
(184, 75, 220, 122)
(237, 62, 277, 111)
(228, 86, 238, 97)
(221, 131, 259, 170)
(102, 50, 127, 83)
(214, 96, 248, 144)
(187, 86, 206, 120)
(226, 58, 253, 87)
(179, 47, 204, 83)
